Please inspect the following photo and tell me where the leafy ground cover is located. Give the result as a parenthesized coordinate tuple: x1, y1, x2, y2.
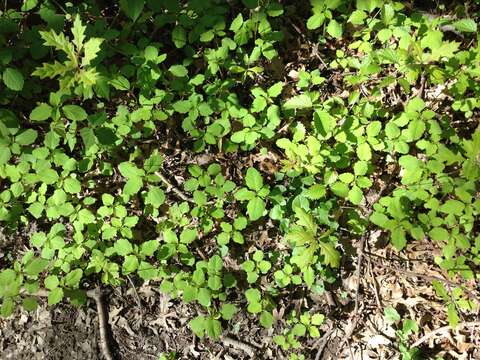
(0, 0, 479, 359)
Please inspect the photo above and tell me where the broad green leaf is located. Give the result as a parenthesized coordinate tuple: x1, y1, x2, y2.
(48, 288, 64, 305)
(21, 0, 38, 11)
(15, 129, 38, 146)
(439, 200, 465, 216)
(447, 303, 459, 328)
(384, 306, 400, 323)
(3, 68, 24, 91)
(82, 38, 103, 66)
(327, 19, 343, 39)
(0, 269, 20, 298)
(247, 197, 265, 221)
(118, 162, 145, 178)
(429, 227, 449, 241)
(306, 13, 325, 30)
(283, 94, 312, 110)
(220, 303, 238, 320)
(169, 65, 188, 77)
(63, 105, 88, 121)
(145, 187, 165, 207)
(44, 275, 59, 290)
(22, 297, 38, 312)
(123, 255, 139, 274)
(140, 240, 159, 257)
(172, 26, 187, 48)
(453, 19, 477, 33)
(64, 177, 81, 194)
(114, 239, 133, 256)
(180, 228, 197, 244)
(318, 241, 340, 268)
(25, 257, 49, 276)
(64, 269, 83, 288)
(30, 103, 52, 121)
(349, 10, 367, 25)
(348, 186, 363, 205)
(189, 316, 206, 337)
(245, 167, 263, 191)
(119, 0, 144, 21)
(357, 142, 372, 161)
(260, 310, 274, 328)
(391, 227, 406, 250)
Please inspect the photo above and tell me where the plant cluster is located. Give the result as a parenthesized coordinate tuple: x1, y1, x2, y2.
(0, 0, 479, 358)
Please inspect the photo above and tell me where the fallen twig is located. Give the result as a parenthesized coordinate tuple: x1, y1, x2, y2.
(25, 287, 115, 360)
(222, 336, 256, 358)
(411, 321, 480, 348)
(86, 287, 115, 360)
(314, 328, 335, 360)
(154, 171, 194, 203)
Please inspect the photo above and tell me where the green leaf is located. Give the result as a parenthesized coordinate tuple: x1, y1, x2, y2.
(197, 288, 211, 307)
(72, 16, 86, 50)
(245, 167, 263, 192)
(349, 10, 367, 25)
(22, 297, 38, 312)
(180, 228, 197, 244)
(205, 318, 222, 339)
(357, 142, 372, 161)
(452, 19, 477, 33)
(64, 177, 81, 194)
(330, 182, 349, 198)
(119, 162, 145, 179)
(172, 26, 187, 48)
(30, 103, 52, 121)
(307, 13, 325, 30)
(3, 68, 24, 91)
(64, 269, 83, 288)
(123, 255, 139, 274)
(109, 76, 130, 91)
(348, 186, 363, 205)
(318, 241, 340, 268)
(447, 303, 459, 328)
(283, 94, 312, 110)
(44, 275, 59, 290)
(24, 257, 49, 276)
(21, 0, 38, 11)
(15, 129, 38, 146)
(439, 200, 465, 216)
(220, 303, 238, 320)
(145, 187, 165, 208)
(247, 197, 265, 221)
(384, 306, 400, 323)
(0, 269, 20, 298)
(260, 310, 274, 328)
(245, 288, 261, 303)
(391, 227, 406, 250)
(327, 19, 343, 39)
(1, 298, 15, 317)
(114, 239, 133, 256)
(429, 227, 449, 241)
(140, 239, 159, 257)
(189, 316, 206, 337)
(169, 65, 188, 77)
(63, 105, 88, 121)
(119, 0, 145, 21)
(82, 38, 103, 66)
(48, 287, 64, 305)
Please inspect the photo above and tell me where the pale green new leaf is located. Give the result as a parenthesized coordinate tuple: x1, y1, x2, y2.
(72, 16, 86, 51)
(39, 30, 77, 63)
(283, 94, 313, 110)
(82, 38, 103, 66)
